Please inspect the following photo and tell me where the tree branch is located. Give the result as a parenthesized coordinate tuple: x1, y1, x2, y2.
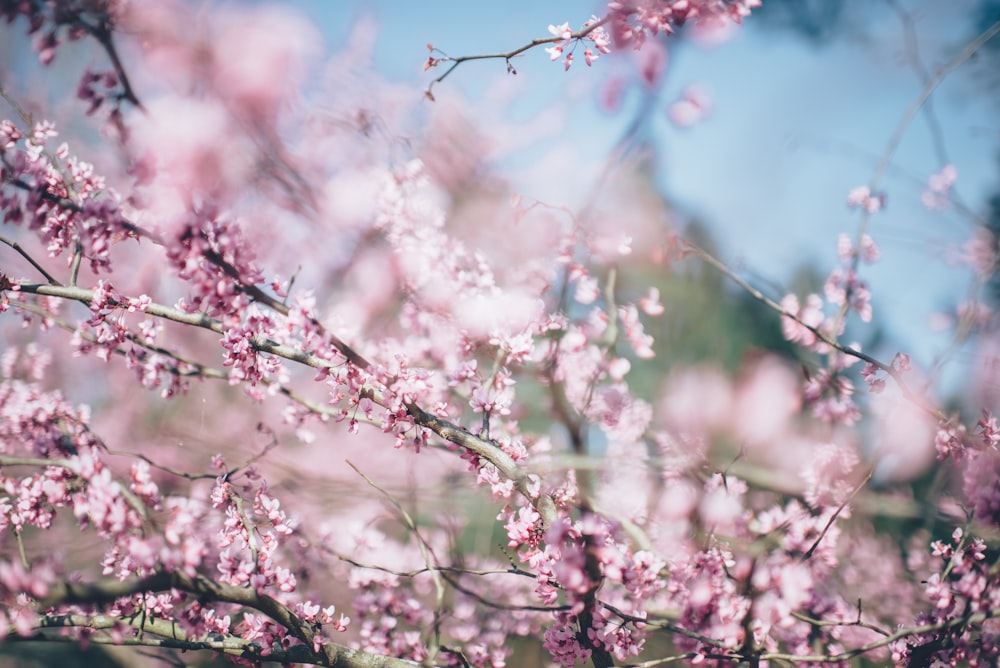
(41, 571, 419, 668)
(8, 279, 558, 526)
(424, 16, 609, 98)
(683, 242, 942, 419)
(0, 236, 62, 285)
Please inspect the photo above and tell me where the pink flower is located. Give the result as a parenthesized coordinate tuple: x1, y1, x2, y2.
(922, 164, 957, 210)
(846, 185, 885, 213)
(668, 85, 711, 128)
(837, 233, 880, 263)
(779, 293, 826, 348)
(504, 505, 542, 548)
(960, 228, 998, 278)
(548, 22, 572, 40)
(575, 275, 600, 304)
(638, 287, 664, 316)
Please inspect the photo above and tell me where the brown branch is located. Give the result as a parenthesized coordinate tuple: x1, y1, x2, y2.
(0, 236, 62, 285)
(684, 242, 942, 420)
(438, 571, 567, 613)
(9, 296, 341, 430)
(629, 601, 1000, 665)
(85, 21, 144, 110)
(790, 606, 890, 638)
(5, 168, 551, 522)
(625, 653, 701, 666)
(404, 402, 557, 526)
(42, 570, 419, 668)
(340, 559, 533, 581)
(801, 466, 875, 562)
(425, 16, 609, 97)
(866, 18, 1000, 202)
(9, 279, 558, 527)
(15, 282, 224, 333)
(24, 616, 404, 667)
(603, 602, 733, 652)
(201, 248, 373, 371)
(756, 605, 1000, 664)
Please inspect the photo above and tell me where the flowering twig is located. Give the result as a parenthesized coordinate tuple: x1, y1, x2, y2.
(348, 461, 448, 661)
(865, 18, 1000, 212)
(25, 616, 335, 666)
(0, 453, 149, 523)
(8, 295, 342, 433)
(683, 241, 941, 419)
(801, 466, 874, 561)
(0, 236, 61, 285)
(423, 16, 609, 99)
(847, 16, 1000, 275)
(77, 14, 144, 110)
(756, 605, 1000, 664)
(829, 15, 1000, 366)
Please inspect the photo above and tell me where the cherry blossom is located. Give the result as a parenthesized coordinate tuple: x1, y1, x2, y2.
(846, 185, 886, 213)
(922, 164, 958, 210)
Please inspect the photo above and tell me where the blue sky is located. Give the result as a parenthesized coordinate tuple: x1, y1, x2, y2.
(285, 1, 998, 397)
(3, 1, 997, 399)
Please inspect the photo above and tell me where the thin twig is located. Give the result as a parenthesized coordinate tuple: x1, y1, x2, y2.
(0, 236, 62, 285)
(852, 17, 1000, 253)
(425, 16, 609, 97)
(347, 461, 449, 661)
(0, 85, 33, 126)
(80, 16, 144, 110)
(685, 242, 941, 419)
(801, 466, 875, 561)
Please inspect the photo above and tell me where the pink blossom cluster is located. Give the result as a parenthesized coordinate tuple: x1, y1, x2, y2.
(544, 17, 612, 70)
(198, 461, 329, 659)
(826, 233, 878, 324)
(348, 569, 431, 662)
(607, 0, 762, 49)
(860, 352, 910, 394)
(778, 233, 888, 423)
(166, 210, 263, 322)
(0, 119, 133, 274)
(846, 185, 886, 214)
(922, 164, 958, 211)
(889, 529, 1000, 666)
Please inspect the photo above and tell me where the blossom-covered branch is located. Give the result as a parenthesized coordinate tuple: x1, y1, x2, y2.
(4, 1, 1000, 667)
(40, 571, 418, 667)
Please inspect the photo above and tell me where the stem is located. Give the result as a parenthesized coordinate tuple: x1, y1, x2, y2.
(425, 16, 610, 96)
(0, 236, 62, 285)
(685, 242, 941, 420)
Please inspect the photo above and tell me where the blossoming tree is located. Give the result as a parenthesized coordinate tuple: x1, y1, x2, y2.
(1, 1, 1000, 666)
